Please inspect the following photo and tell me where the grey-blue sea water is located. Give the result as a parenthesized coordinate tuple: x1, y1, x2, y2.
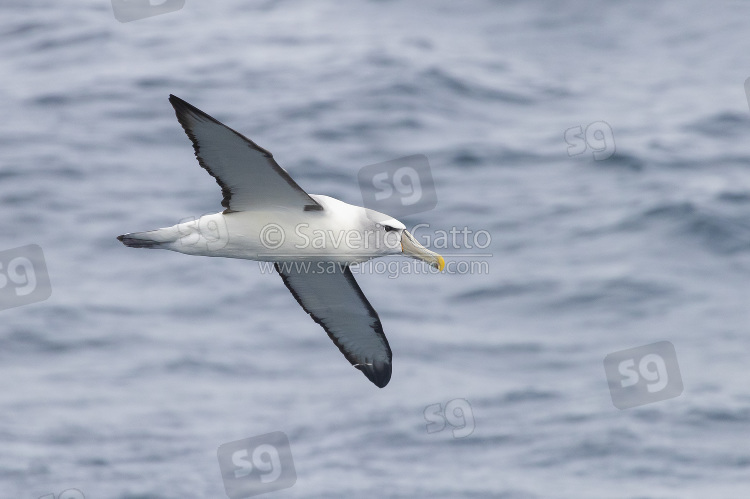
(2, 1, 750, 497)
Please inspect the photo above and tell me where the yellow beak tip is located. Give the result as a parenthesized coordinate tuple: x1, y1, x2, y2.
(437, 255, 446, 272)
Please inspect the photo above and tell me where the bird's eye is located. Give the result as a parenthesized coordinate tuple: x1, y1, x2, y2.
(383, 225, 398, 232)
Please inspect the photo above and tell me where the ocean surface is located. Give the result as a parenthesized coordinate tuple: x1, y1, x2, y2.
(2, 1, 750, 498)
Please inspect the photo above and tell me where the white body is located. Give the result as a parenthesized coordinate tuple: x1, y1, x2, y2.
(134, 195, 404, 264)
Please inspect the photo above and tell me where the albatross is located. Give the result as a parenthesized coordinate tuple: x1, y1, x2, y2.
(118, 95, 445, 388)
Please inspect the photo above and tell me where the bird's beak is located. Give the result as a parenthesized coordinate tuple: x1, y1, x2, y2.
(401, 230, 445, 271)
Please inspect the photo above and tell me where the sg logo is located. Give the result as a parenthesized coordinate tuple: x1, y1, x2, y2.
(111, 0, 186, 23)
(217, 431, 296, 498)
(39, 489, 84, 499)
(603, 341, 684, 410)
(564, 121, 615, 160)
(177, 214, 229, 251)
(0, 244, 52, 312)
(358, 154, 437, 219)
(424, 398, 475, 438)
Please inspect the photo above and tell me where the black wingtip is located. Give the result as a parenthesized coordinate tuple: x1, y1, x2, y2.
(169, 94, 192, 113)
(357, 360, 392, 388)
(169, 94, 206, 119)
(116, 235, 124, 242)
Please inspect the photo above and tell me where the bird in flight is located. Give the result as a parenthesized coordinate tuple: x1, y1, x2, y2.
(118, 95, 445, 388)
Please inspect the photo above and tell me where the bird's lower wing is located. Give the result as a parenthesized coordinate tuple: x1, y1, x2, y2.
(274, 262, 392, 388)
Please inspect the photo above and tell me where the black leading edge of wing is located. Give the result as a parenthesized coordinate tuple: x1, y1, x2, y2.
(168, 94, 322, 213)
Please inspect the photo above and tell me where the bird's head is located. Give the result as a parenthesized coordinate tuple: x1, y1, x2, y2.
(363, 210, 445, 271)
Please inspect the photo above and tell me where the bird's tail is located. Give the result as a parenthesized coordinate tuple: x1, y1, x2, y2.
(118, 214, 228, 253)
(117, 229, 174, 249)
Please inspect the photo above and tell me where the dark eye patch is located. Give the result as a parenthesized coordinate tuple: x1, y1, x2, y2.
(383, 225, 398, 232)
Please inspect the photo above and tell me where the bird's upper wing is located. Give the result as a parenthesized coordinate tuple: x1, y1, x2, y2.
(275, 263, 392, 388)
(169, 95, 322, 213)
